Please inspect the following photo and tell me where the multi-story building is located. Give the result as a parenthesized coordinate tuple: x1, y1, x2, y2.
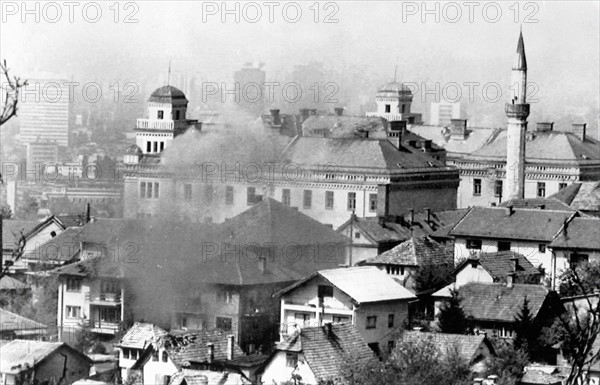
(430, 101, 461, 126)
(18, 73, 71, 146)
(26, 141, 60, 168)
(122, 87, 460, 229)
(276, 266, 416, 355)
(233, 63, 266, 117)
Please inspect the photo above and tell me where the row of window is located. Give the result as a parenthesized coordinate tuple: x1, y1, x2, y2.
(140, 182, 160, 199)
(294, 190, 376, 211)
(66, 305, 81, 318)
(472, 179, 568, 198)
(122, 348, 141, 361)
(366, 314, 395, 329)
(465, 239, 547, 253)
(156, 109, 181, 120)
(146, 141, 165, 154)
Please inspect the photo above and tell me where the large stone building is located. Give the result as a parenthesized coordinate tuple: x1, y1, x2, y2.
(122, 85, 459, 229)
(409, 32, 600, 208)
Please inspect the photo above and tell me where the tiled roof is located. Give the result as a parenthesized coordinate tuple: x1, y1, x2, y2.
(50, 255, 135, 279)
(363, 236, 453, 266)
(409, 126, 500, 155)
(169, 370, 251, 385)
(159, 331, 245, 368)
(401, 331, 492, 363)
(500, 198, 575, 212)
(455, 251, 541, 280)
(467, 130, 600, 162)
(520, 370, 562, 385)
(0, 276, 30, 290)
(549, 217, 600, 250)
(551, 182, 600, 212)
(25, 227, 83, 262)
(0, 340, 90, 374)
(118, 322, 168, 349)
(148, 85, 188, 103)
(277, 323, 375, 381)
(339, 217, 406, 244)
(548, 183, 583, 205)
(0, 308, 46, 332)
(281, 137, 447, 172)
(278, 267, 416, 304)
(458, 283, 552, 323)
(301, 115, 388, 139)
(450, 207, 574, 241)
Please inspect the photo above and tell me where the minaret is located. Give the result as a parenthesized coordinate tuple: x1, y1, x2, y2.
(505, 30, 530, 200)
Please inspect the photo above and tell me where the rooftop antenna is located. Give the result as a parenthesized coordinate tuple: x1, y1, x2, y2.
(394, 65, 398, 83)
(167, 60, 171, 86)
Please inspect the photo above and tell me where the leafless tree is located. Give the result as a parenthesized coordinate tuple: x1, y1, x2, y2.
(0, 230, 26, 279)
(0, 59, 27, 126)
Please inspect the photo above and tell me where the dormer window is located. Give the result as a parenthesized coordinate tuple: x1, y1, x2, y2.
(157, 110, 164, 120)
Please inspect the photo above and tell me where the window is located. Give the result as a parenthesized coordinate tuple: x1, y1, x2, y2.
(216, 317, 232, 331)
(66, 306, 81, 318)
(157, 110, 164, 119)
(154, 141, 158, 153)
(354, 232, 360, 239)
(146, 142, 151, 153)
(162, 351, 168, 362)
(140, 182, 146, 198)
(332, 316, 349, 323)
(318, 285, 333, 298)
(401, 104, 406, 113)
(539, 244, 546, 253)
(286, 353, 298, 368)
(559, 182, 568, 190)
(388, 340, 396, 353)
(494, 180, 503, 197)
(217, 290, 233, 303)
(175, 110, 180, 120)
(473, 179, 482, 196)
(385, 104, 391, 113)
(282, 189, 291, 206)
(247, 187, 256, 206)
(66, 278, 81, 292)
(366, 316, 377, 329)
(497, 241, 511, 252)
(303, 190, 312, 209)
(367, 342, 380, 356)
(388, 314, 394, 328)
(180, 315, 188, 329)
(225, 186, 234, 205)
(152, 351, 159, 361)
(123, 348, 130, 360)
(369, 194, 377, 212)
(184, 184, 192, 201)
(466, 239, 482, 250)
(154, 182, 159, 198)
(537, 182, 546, 198)
(498, 327, 513, 339)
(347, 192, 356, 211)
(325, 191, 334, 210)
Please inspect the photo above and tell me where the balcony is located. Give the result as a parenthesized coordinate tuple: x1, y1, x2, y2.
(504, 103, 530, 119)
(86, 292, 122, 306)
(136, 119, 174, 130)
(88, 320, 120, 335)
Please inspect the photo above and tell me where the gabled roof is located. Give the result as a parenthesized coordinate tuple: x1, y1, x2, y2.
(118, 322, 168, 349)
(408, 126, 500, 156)
(275, 323, 375, 381)
(450, 207, 575, 242)
(520, 370, 562, 385)
(25, 227, 83, 262)
(0, 308, 46, 332)
(500, 198, 575, 212)
(401, 331, 494, 364)
(457, 283, 554, 323)
(337, 216, 406, 244)
(550, 181, 600, 212)
(169, 370, 251, 385)
(2, 220, 38, 248)
(0, 276, 30, 290)
(277, 266, 416, 304)
(454, 251, 541, 280)
(50, 255, 134, 279)
(363, 237, 453, 267)
(302, 115, 388, 139)
(280, 137, 447, 172)
(0, 340, 91, 374)
(549, 217, 600, 251)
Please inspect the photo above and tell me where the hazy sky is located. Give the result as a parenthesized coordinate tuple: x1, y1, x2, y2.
(2, 1, 599, 126)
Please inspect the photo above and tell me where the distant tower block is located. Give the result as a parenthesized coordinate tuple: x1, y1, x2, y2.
(505, 30, 530, 201)
(430, 101, 461, 126)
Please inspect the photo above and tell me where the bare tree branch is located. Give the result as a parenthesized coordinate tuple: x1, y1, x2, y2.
(0, 59, 28, 127)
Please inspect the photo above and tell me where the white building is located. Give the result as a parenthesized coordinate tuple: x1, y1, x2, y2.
(430, 101, 461, 126)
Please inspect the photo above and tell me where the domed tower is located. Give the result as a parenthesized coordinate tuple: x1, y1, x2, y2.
(366, 82, 422, 124)
(123, 144, 143, 164)
(505, 30, 530, 200)
(132, 85, 199, 159)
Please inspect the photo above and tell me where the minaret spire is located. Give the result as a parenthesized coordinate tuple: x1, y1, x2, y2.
(167, 60, 171, 86)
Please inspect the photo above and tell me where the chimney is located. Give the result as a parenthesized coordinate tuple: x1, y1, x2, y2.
(309, 108, 317, 116)
(207, 343, 214, 363)
(259, 256, 267, 274)
(86, 203, 91, 223)
(505, 205, 514, 216)
(450, 119, 468, 140)
(334, 107, 344, 116)
(425, 208, 431, 223)
(324, 322, 333, 337)
(535, 122, 554, 132)
(300, 108, 310, 122)
(270, 109, 281, 125)
(227, 335, 234, 360)
(572, 123, 587, 141)
(510, 256, 518, 272)
(408, 209, 415, 225)
(507, 272, 515, 288)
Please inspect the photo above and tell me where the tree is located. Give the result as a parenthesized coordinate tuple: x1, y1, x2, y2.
(0, 59, 27, 126)
(486, 340, 529, 385)
(0, 204, 12, 219)
(438, 288, 469, 334)
(413, 261, 454, 294)
(513, 296, 538, 358)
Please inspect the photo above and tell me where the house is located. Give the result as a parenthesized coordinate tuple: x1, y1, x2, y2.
(0, 340, 92, 385)
(117, 322, 167, 382)
(549, 216, 600, 277)
(359, 236, 454, 292)
(519, 369, 563, 385)
(0, 308, 47, 340)
(130, 331, 252, 385)
(453, 251, 542, 287)
(0, 275, 30, 292)
(433, 282, 563, 339)
(168, 370, 251, 385)
(2, 216, 67, 272)
(259, 323, 376, 385)
(400, 331, 495, 373)
(449, 206, 576, 287)
(276, 266, 416, 354)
